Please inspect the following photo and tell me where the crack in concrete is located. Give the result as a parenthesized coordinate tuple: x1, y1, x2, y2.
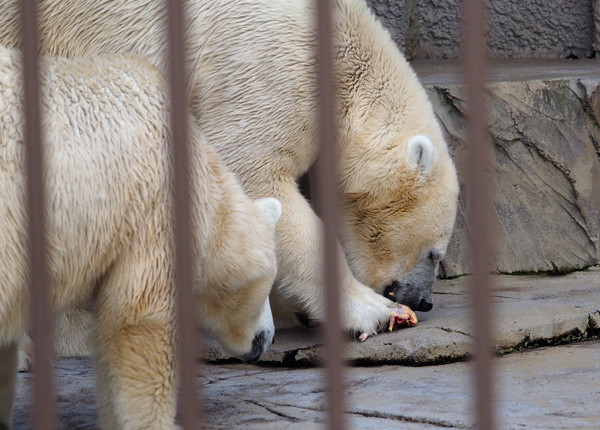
(496, 137, 536, 180)
(204, 370, 272, 385)
(436, 327, 474, 338)
(564, 82, 588, 110)
(434, 85, 465, 118)
(246, 400, 308, 423)
(434, 291, 468, 296)
(489, 294, 529, 300)
(497, 112, 597, 262)
(575, 80, 600, 160)
(518, 134, 573, 187)
(556, 200, 596, 258)
(349, 408, 473, 428)
(245, 400, 472, 428)
(506, 108, 573, 180)
(576, 79, 600, 124)
(524, 80, 574, 123)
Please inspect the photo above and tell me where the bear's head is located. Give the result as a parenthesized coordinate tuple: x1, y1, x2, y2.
(197, 197, 282, 363)
(339, 131, 459, 312)
(332, 3, 460, 312)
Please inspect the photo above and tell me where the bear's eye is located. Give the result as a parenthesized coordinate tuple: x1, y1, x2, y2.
(428, 249, 444, 262)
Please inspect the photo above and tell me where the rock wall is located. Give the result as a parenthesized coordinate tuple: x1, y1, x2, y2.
(425, 73, 600, 276)
(367, 0, 599, 59)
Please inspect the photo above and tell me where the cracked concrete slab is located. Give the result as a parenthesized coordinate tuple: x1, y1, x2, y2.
(204, 267, 600, 366)
(12, 341, 600, 429)
(10, 269, 600, 428)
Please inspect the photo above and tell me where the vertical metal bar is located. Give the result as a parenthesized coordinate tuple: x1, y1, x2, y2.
(314, 1, 347, 429)
(18, 0, 57, 428)
(463, 0, 495, 429)
(166, 0, 201, 428)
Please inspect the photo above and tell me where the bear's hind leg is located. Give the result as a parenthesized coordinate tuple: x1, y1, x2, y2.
(16, 307, 93, 373)
(54, 306, 93, 358)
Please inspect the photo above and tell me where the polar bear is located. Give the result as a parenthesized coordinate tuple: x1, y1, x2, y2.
(0, 0, 459, 338)
(0, 46, 282, 429)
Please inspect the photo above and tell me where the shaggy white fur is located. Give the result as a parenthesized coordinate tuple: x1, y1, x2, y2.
(0, 0, 458, 337)
(0, 47, 281, 429)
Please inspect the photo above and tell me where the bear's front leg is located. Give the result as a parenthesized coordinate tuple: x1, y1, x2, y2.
(94, 313, 178, 430)
(0, 342, 18, 430)
(270, 179, 394, 336)
(92, 228, 179, 430)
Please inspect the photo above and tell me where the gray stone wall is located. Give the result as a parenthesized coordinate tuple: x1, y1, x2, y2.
(365, 0, 409, 52)
(419, 68, 600, 276)
(488, 0, 595, 59)
(367, 0, 599, 59)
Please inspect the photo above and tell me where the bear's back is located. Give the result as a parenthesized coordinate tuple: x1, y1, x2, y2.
(0, 46, 171, 305)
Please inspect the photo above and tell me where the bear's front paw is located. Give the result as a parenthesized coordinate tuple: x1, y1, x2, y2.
(342, 287, 396, 337)
(359, 303, 418, 342)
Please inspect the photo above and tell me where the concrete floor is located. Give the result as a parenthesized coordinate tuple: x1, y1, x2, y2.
(12, 341, 600, 429)
(11, 268, 600, 429)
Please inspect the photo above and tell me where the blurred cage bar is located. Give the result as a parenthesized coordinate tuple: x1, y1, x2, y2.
(17, 0, 493, 429)
(313, 0, 347, 429)
(463, 0, 495, 429)
(165, 0, 201, 428)
(19, 0, 56, 428)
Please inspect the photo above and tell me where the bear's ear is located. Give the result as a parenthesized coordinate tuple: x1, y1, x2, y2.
(254, 197, 283, 231)
(406, 134, 437, 177)
(342, 134, 438, 195)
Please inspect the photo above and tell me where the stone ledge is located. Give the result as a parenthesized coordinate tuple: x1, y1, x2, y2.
(204, 267, 600, 366)
(413, 59, 600, 85)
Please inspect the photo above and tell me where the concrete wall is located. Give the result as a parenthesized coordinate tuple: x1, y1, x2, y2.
(367, 0, 599, 60)
(427, 76, 600, 276)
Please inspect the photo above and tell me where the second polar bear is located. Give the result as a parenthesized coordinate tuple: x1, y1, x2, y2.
(0, 0, 459, 339)
(0, 47, 281, 429)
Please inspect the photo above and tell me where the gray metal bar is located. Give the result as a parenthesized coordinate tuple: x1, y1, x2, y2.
(165, 0, 202, 428)
(463, 0, 496, 429)
(314, 1, 347, 429)
(18, 0, 57, 428)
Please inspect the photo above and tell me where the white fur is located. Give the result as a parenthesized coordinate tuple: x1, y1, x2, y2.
(255, 198, 284, 231)
(257, 296, 275, 346)
(0, 47, 280, 430)
(0, 0, 459, 339)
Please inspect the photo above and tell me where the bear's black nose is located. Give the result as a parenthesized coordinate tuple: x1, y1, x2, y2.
(240, 331, 271, 364)
(418, 299, 433, 312)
